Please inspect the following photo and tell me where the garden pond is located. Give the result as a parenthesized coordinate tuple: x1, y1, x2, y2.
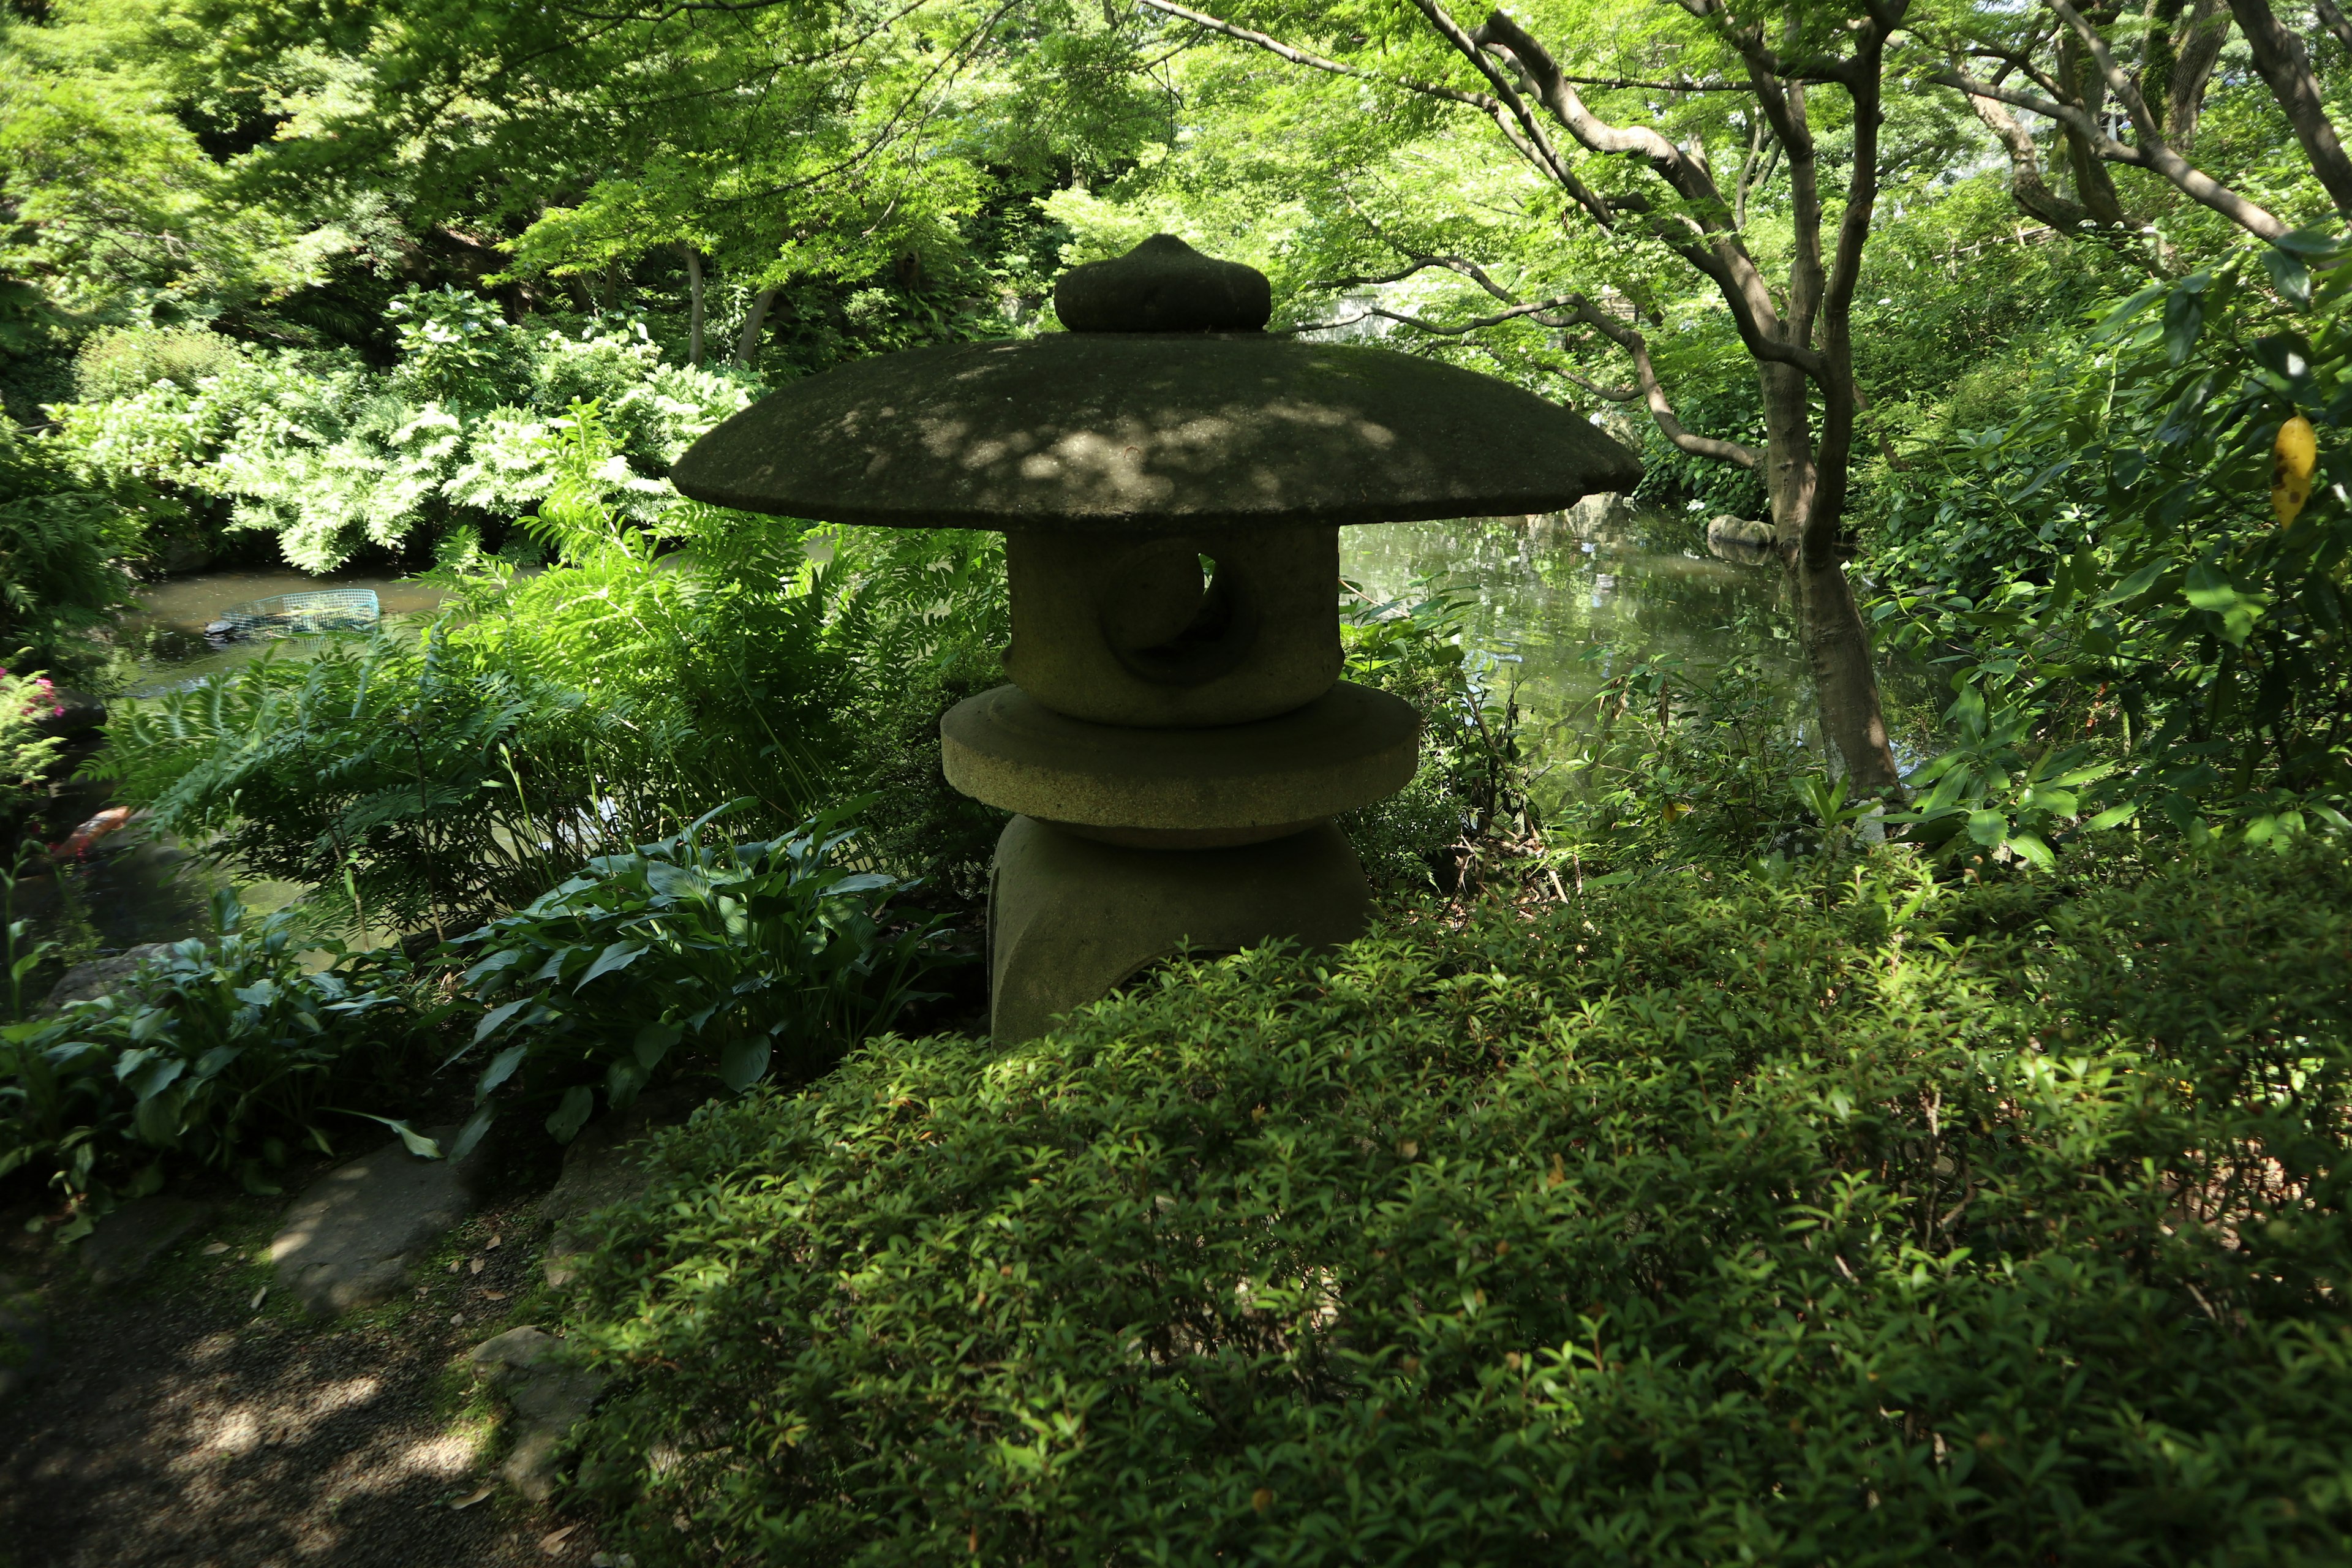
(58, 500, 1929, 952)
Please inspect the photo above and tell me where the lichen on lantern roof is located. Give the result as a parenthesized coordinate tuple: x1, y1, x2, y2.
(669, 236, 1642, 532)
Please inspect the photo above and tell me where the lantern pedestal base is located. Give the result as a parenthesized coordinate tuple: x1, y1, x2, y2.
(987, 814, 1368, 1044)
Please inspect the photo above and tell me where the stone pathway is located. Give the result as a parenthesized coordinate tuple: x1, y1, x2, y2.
(0, 1139, 633, 1568)
(270, 1126, 499, 1316)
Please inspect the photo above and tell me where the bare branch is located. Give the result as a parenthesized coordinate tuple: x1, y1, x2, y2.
(2041, 0, 2291, 238)
(1472, 9, 1823, 379)
(1281, 296, 1583, 335)
(2225, 0, 2352, 219)
(1558, 369, 1642, 402)
(1568, 299, 1760, 469)
(1958, 80, 2093, 230)
(1400, 0, 1618, 224)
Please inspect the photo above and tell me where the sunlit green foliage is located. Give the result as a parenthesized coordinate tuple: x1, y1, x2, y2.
(45, 292, 754, 568)
(562, 842, 2352, 1565)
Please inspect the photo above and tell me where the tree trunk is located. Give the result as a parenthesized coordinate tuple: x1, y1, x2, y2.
(2165, 0, 2231, 152)
(2316, 0, 2352, 53)
(683, 246, 706, 367)
(1798, 552, 1901, 791)
(2055, 31, 2133, 225)
(1964, 88, 2094, 230)
(1754, 358, 1901, 791)
(734, 286, 778, 369)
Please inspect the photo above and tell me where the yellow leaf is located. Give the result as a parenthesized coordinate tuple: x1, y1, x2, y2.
(1251, 1487, 1275, 1513)
(2274, 413, 2317, 527)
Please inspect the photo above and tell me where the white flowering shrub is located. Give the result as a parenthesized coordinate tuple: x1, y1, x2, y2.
(45, 288, 758, 569)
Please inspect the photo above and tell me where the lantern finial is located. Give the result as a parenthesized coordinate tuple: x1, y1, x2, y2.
(1054, 234, 1272, 334)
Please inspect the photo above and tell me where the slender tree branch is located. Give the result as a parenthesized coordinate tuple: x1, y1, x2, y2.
(2224, 0, 2352, 219)
(1472, 9, 1823, 379)
(1567, 300, 1760, 468)
(1132, 0, 1611, 217)
(1401, 0, 1618, 224)
(2042, 0, 2291, 238)
(2316, 0, 2352, 53)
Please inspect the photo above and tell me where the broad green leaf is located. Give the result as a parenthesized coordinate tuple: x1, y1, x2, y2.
(635, 1020, 684, 1069)
(447, 1104, 495, 1163)
(720, 1037, 772, 1093)
(478, 1042, 530, 1098)
(341, 1112, 443, 1159)
(575, 940, 647, 990)
(546, 1085, 596, 1145)
(2261, 246, 2312, 309)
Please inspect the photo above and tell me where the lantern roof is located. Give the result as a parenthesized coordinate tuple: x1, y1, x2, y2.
(669, 236, 1642, 530)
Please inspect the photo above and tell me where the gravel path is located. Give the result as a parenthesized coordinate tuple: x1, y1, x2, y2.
(0, 1178, 611, 1568)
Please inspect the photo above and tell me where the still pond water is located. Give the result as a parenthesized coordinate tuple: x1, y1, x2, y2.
(80, 501, 1898, 948)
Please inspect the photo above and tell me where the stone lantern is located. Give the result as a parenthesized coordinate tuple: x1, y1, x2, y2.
(673, 236, 1640, 1041)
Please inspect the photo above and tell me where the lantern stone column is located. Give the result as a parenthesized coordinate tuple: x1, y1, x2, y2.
(669, 233, 1642, 1044)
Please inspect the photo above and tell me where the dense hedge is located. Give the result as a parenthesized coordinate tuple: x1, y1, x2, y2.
(564, 846, 2352, 1565)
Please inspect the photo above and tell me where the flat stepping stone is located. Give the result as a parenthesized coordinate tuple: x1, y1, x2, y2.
(81, 1195, 213, 1287)
(270, 1126, 495, 1316)
(469, 1326, 609, 1501)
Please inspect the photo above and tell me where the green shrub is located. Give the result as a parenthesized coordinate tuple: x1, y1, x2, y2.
(0, 892, 427, 1205)
(91, 631, 644, 938)
(71, 325, 247, 404)
(562, 843, 2352, 1566)
(47, 288, 755, 570)
(446, 803, 957, 1154)
(0, 428, 145, 672)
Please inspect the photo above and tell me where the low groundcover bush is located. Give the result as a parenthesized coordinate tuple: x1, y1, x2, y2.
(562, 845, 2352, 1566)
(1, 894, 426, 1204)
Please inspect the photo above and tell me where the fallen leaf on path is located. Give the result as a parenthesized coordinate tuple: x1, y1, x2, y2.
(481, 1289, 509, 1302)
(249, 1287, 267, 1310)
(470, 1257, 486, 1275)
(486, 1234, 502, 1250)
(540, 1523, 579, 1555)
(201, 1242, 228, 1256)
(450, 1485, 495, 1512)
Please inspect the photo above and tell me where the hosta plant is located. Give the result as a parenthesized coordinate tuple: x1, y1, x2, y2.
(0, 892, 429, 1207)
(444, 801, 955, 1152)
